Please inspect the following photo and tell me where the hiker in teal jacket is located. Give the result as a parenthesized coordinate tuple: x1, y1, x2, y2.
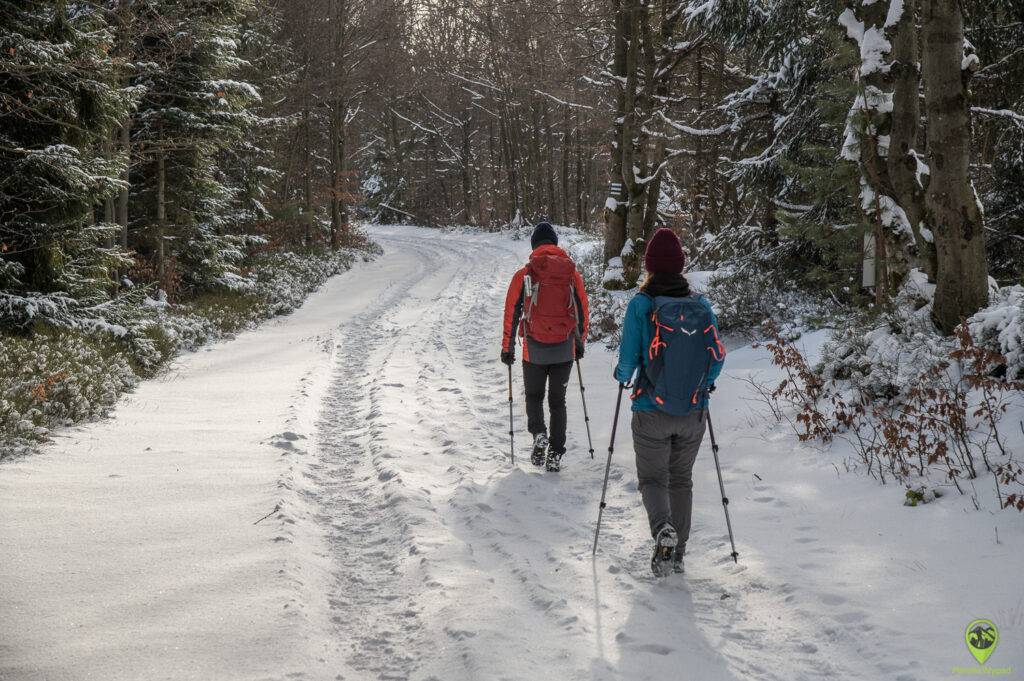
(613, 228, 725, 576)
(614, 293, 724, 405)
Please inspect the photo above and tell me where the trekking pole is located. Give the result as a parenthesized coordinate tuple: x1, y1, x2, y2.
(707, 404, 739, 563)
(592, 382, 626, 556)
(575, 360, 596, 459)
(507, 364, 515, 466)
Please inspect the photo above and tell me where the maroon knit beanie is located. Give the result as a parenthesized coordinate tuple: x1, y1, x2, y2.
(644, 228, 686, 274)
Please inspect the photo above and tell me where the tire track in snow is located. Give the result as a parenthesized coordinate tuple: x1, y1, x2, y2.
(304, 233, 462, 678)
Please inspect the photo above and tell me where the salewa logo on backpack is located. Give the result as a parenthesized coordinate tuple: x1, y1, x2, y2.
(634, 294, 725, 416)
(521, 251, 579, 344)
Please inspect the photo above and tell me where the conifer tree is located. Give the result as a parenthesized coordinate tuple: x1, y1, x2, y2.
(0, 0, 132, 322)
(125, 0, 261, 295)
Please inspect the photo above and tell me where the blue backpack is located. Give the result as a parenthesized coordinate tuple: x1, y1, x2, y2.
(636, 294, 725, 416)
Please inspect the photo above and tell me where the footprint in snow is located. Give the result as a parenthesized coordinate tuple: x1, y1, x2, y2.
(819, 593, 847, 606)
(630, 643, 674, 656)
(834, 610, 868, 624)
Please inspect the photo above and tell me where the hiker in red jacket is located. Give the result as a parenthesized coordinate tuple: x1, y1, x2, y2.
(501, 222, 590, 472)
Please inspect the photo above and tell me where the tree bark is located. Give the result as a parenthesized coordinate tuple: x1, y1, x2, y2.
(603, 0, 629, 270)
(560, 105, 570, 226)
(543, 100, 556, 223)
(922, 0, 989, 333)
(329, 102, 344, 251)
(117, 119, 130, 249)
(461, 113, 475, 225)
(103, 135, 115, 246)
(156, 150, 167, 287)
(302, 104, 313, 245)
(499, 111, 520, 221)
(848, 0, 912, 303)
(888, 0, 934, 280)
(619, 0, 644, 286)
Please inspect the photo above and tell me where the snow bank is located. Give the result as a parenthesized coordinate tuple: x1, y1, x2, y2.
(969, 284, 1024, 379)
(0, 247, 388, 679)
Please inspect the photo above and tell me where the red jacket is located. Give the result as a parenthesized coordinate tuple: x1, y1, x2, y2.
(502, 244, 590, 362)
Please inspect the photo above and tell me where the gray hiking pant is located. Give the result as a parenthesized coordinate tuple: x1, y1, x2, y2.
(632, 409, 707, 544)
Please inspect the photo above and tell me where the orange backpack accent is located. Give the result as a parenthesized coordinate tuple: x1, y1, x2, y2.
(522, 251, 579, 344)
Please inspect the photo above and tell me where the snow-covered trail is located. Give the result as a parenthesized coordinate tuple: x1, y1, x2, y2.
(0, 244, 404, 680)
(3, 226, 1021, 681)
(290, 226, 1024, 681)
(287, 226, 745, 680)
(283, 227, 890, 681)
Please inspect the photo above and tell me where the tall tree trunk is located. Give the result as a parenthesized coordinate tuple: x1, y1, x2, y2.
(706, 46, 725, 233)
(922, 0, 988, 333)
(117, 120, 129, 249)
(499, 112, 520, 221)
(488, 120, 499, 225)
(603, 0, 630, 273)
(302, 104, 313, 245)
(329, 102, 347, 251)
(461, 114, 475, 225)
(156, 150, 167, 288)
(619, 0, 644, 285)
(560, 106, 571, 226)
(543, 100, 556, 223)
(575, 112, 585, 226)
(510, 107, 526, 217)
(103, 143, 115, 247)
(692, 47, 705, 232)
(888, 0, 934, 280)
(845, 0, 914, 303)
(528, 102, 542, 218)
(329, 107, 340, 249)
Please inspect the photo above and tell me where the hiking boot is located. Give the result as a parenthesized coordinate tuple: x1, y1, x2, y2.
(545, 449, 564, 473)
(671, 543, 686, 574)
(531, 433, 549, 467)
(651, 523, 678, 578)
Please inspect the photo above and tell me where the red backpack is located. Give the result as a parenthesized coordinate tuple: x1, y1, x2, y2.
(521, 250, 580, 344)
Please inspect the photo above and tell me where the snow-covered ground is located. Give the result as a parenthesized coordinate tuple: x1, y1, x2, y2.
(2, 226, 1021, 680)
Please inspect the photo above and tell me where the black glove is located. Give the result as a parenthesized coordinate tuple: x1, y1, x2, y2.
(501, 350, 515, 366)
(708, 383, 717, 394)
(575, 341, 585, 359)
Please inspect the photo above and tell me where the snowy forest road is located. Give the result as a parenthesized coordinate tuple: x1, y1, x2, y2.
(287, 227, 877, 681)
(4, 226, 1018, 681)
(297, 227, 752, 681)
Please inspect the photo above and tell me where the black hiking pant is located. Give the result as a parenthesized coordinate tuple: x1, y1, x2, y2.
(522, 360, 573, 454)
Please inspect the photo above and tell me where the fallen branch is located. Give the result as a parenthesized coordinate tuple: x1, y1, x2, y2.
(253, 503, 281, 525)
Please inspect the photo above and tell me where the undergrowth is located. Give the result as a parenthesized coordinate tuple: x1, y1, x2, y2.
(0, 241, 377, 458)
(753, 321, 1024, 512)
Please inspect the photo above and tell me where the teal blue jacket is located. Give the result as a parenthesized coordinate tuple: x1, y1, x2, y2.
(614, 293, 725, 412)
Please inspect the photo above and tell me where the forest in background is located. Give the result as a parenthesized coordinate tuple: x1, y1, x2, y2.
(2, 0, 1022, 315)
(2, 0, 1024, 481)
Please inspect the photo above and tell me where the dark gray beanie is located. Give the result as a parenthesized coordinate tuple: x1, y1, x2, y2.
(530, 222, 558, 249)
